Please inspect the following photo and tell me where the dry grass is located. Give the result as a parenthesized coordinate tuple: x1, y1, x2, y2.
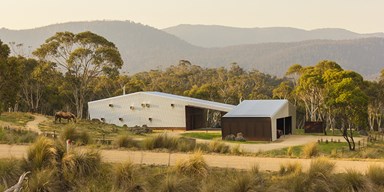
(142, 133, 178, 150)
(112, 161, 146, 192)
(341, 169, 373, 191)
(367, 165, 384, 186)
(25, 168, 62, 192)
(26, 136, 58, 170)
(302, 142, 318, 158)
(208, 139, 229, 153)
(114, 135, 138, 148)
(279, 161, 302, 175)
(61, 149, 102, 181)
(174, 150, 209, 178)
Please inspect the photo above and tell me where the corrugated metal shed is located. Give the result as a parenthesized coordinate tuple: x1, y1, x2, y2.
(222, 99, 296, 141)
(223, 100, 288, 117)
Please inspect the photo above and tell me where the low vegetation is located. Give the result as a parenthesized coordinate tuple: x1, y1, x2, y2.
(2, 140, 384, 192)
(0, 112, 34, 127)
(181, 132, 222, 140)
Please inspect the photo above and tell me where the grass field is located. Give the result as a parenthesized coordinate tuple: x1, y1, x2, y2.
(0, 112, 34, 127)
(180, 132, 222, 140)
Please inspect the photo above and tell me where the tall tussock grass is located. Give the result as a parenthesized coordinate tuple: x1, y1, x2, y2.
(367, 165, 384, 186)
(112, 161, 146, 192)
(157, 174, 194, 192)
(279, 161, 302, 175)
(341, 169, 373, 192)
(143, 133, 178, 150)
(60, 126, 91, 145)
(302, 142, 318, 158)
(114, 135, 138, 148)
(0, 158, 23, 188)
(61, 149, 102, 181)
(174, 150, 209, 178)
(26, 136, 58, 170)
(208, 139, 229, 153)
(25, 168, 62, 192)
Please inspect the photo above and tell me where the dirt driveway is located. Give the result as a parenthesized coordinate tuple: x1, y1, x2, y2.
(1, 144, 382, 173)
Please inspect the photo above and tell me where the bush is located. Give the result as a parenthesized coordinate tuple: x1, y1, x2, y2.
(227, 172, 254, 192)
(308, 157, 335, 179)
(279, 162, 302, 175)
(177, 137, 196, 152)
(367, 165, 384, 186)
(26, 137, 58, 170)
(286, 146, 293, 157)
(60, 126, 91, 145)
(61, 149, 102, 181)
(112, 161, 145, 191)
(0, 128, 37, 144)
(208, 139, 229, 153)
(142, 133, 178, 150)
(0, 158, 23, 188)
(26, 168, 62, 192)
(231, 144, 242, 155)
(302, 142, 318, 158)
(341, 169, 373, 191)
(174, 150, 209, 178)
(114, 135, 137, 148)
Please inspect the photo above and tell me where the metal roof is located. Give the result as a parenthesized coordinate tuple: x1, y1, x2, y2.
(223, 100, 288, 117)
(88, 91, 235, 112)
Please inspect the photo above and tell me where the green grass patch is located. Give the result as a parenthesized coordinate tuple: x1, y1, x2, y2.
(39, 117, 146, 145)
(0, 128, 38, 144)
(294, 128, 360, 137)
(181, 132, 222, 140)
(0, 112, 34, 127)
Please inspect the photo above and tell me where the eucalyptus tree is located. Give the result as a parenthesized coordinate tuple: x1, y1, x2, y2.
(33, 31, 123, 118)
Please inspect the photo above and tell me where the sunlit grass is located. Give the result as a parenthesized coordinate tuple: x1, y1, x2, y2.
(0, 112, 34, 126)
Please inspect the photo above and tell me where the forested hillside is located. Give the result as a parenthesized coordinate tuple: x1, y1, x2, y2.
(164, 24, 384, 47)
(1, 21, 383, 78)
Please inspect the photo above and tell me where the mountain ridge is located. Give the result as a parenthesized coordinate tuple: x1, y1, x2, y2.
(0, 21, 383, 78)
(163, 24, 384, 47)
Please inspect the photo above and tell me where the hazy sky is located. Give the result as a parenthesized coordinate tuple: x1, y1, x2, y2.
(1, 0, 383, 33)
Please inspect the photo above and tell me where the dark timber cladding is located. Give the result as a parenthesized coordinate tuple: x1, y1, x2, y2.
(185, 106, 207, 130)
(222, 117, 272, 141)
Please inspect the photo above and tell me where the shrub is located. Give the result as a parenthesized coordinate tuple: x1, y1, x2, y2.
(0, 158, 23, 187)
(286, 146, 293, 157)
(341, 169, 373, 191)
(61, 149, 102, 181)
(60, 126, 91, 145)
(26, 137, 58, 170)
(279, 161, 302, 175)
(227, 171, 254, 192)
(367, 165, 384, 186)
(26, 168, 62, 192)
(308, 157, 335, 179)
(231, 144, 242, 155)
(302, 142, 318, 158)
(208, 139, 229, 153)
(174, 150, 209, 178)
(142, 133, 178, 150)
(177, 137, 196, 152)
(157, 174, 194, 192)
(114, 135, 137, 148)
(112, 161, 145, 191)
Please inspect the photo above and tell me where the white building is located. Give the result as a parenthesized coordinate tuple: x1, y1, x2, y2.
(88, 92, 235, 130)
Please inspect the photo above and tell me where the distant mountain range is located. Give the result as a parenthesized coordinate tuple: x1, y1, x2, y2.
(164, 24, 384, 48)
(0, 21, 383, 78)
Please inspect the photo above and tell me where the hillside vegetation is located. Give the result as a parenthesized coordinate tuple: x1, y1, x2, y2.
(0, 21, 383, 77)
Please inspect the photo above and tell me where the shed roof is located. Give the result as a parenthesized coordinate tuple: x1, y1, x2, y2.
(88, 91, 235, 112)
(223, 100, 289, 117)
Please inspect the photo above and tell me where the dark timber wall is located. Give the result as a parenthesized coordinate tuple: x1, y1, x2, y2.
(221, 117, 272, 141)
(185, 106, 207, 130)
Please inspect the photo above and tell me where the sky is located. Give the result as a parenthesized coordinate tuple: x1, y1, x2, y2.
(1, 0, 383, 33)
